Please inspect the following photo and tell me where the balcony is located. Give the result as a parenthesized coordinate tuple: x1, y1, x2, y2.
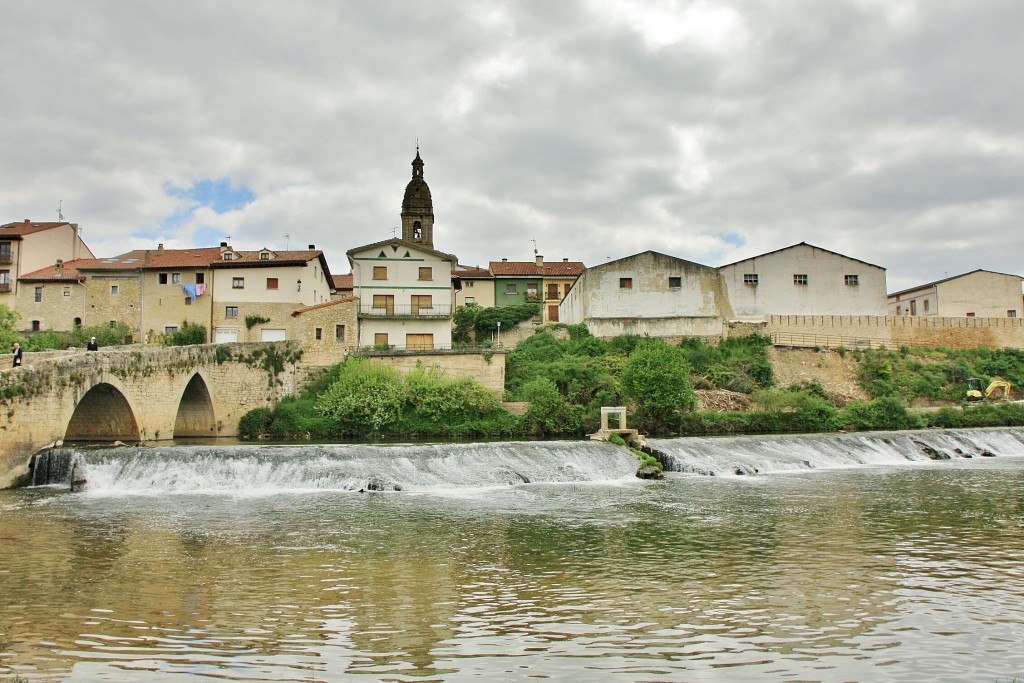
(0, 254, 12, 265)
(525, 293, 542, 302)
(359, 303, 452, 319)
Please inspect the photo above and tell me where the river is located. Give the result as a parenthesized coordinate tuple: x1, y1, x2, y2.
(1, 430, 1023, 682)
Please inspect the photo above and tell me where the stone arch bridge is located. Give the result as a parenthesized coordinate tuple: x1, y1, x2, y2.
(0, 342, 304, 488)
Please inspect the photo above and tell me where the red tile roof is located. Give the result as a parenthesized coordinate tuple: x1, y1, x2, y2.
(332, 273, 353, 290)
(74, 247, 324, 271)
(0, 220, 75, 238)
(488, 260, 585, 277)
(292, 296, 357, 316)
(17, 258, 90, 282)
(455, 266, 493, 278)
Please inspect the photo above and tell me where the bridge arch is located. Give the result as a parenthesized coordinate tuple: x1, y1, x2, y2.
(174, 372, 217, 438)
(64, 382, 142, 442)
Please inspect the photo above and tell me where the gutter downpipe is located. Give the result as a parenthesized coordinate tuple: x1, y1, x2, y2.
(138, 268, 145, 343)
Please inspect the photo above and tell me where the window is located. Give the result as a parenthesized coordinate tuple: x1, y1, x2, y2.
(74, 317, 81, 327)
(923, 299, 930, 312)
(373, 266, 388, 280)
(232, 277, 244, 289)
(418, 267, 432, 281)
(172, 273, 181, 284)
(465, 280, 474, 288)
(966, 312, 976, 317)
(374, 332, 389, 346)
(34, 287, 42, 302)
(335, 324, 346, 342)
(63, 286, 71, 297)
(1009, 310, 1018, 318)
(158, 273, 168, 285)
(505, 283, 518, 295)
(259, 252, 270, 261)
(266, 277, 279, 290)
(896, 306, 902, 315)
(184, 297, 192, 306)
(548, 305, 559, 322)
(0, 270, 9, 292)
(222, 252, 234, 260)
(743, 273, 759, 286)
(164, 325, 178, 334)
(548, 283, 560, 298)
(195, 272, 205, 284)
(910, 300, 917, 315)
(411, 295, 433, 314)
(619, 277, 633, 289)
(225, 306, 239, 318)
(465, 296, 475, 305)
(31, 320, 40, 331)
(372, 294, 394, 314)
(109, 320, 116, 329)
(668, 277, 681, 289)
(0, 242, 11, 263)
(793, 274, 808, 286)
(110, 285, 119, 295)
(315, 327, 322, 340)
(845, 274, 859, 286)
(526, 284, 538, 297)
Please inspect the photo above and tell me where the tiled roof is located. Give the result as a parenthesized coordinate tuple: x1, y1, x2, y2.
(74, 247, 323, 270)
(292, 296, 357, 316)
(454, 266, 492, 278)
(347, 238, 457, 263)
(332, 273, 353, 290)
(0, 220, 74, 238)
(17, 258, 90, 282)
(488, 260, 585, 277)
(210, 249, 323, 268)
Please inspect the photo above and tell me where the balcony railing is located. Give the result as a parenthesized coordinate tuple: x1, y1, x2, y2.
(359, 303, 452, 318)
(0, 254, 12, 265)
(524, 293, 542, 302)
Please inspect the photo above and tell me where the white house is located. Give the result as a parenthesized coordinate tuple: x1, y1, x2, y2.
(347, 150, 458, 350)
(560, 251, 733, 338)
(888, 269, 1024, 318)
(718, 242, 888, 319)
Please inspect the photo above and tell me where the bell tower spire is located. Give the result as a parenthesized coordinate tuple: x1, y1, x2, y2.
(401, 146, 434, 248)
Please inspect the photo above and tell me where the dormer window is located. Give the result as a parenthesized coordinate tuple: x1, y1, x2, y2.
(222, 252, 235, 261)
(259, 250, 274, 261)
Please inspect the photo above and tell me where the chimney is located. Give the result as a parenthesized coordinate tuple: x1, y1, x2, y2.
(55, 259, 63, 276)
(535, 254, 544, 267)
(502, 258, 508, 262)
(563, 258, 568, 262)
(308, 244, 315, 250)
(24, 218, 30, 223)
(220, 242, 228, 250)
(157, 243, 164, 251)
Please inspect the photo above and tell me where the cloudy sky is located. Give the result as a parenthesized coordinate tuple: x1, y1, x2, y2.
(2, 1, 1021, 291)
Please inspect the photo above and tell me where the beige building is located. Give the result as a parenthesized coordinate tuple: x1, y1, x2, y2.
(289, 296, 359, 367)
(348, 150, 458, 351)
(719, 242, 888, 319)
(560, 251, 733, 338)
(14, 259, 89, 332)
(887, 269, 1024, 318)
(454, 265, 495, 309)
(1, 220, 94, 314)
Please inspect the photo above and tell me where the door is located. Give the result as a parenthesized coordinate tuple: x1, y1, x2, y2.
(215, 327, 238, 344)
(372, 294, 395, 315)
(411, 295, 432, 315)
(406, 333, 434, 351)
(260, 328, 287, 342)
(547, 305, 559, 322)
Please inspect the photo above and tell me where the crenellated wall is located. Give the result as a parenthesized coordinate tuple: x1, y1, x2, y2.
(0, 342, 303, 488)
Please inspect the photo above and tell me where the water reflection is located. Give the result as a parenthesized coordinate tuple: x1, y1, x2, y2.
(1, 460, 1024, 681)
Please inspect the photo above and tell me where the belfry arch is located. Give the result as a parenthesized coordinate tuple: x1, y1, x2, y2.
(65, 383, 141, 442)
(174, 373, 217, 438)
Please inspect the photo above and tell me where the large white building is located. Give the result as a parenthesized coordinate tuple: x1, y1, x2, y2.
(718, 242, 888, 319)
(560, 251, 733, 338)
(888, 269, 1024, 318)
(348, 151, 457, 350)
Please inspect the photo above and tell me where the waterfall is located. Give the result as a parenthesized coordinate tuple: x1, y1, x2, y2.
(30, 448, 87, 490)
(650, 427, 1024, 476)
(73, 441, 640, 496)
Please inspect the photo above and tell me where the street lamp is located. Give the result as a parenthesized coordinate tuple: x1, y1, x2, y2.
(496, 321, 501, 347)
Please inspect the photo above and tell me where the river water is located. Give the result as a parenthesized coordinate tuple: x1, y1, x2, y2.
(1, 431, 1023, 682)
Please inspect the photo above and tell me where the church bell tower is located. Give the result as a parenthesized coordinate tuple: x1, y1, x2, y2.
(401, 147, 434, 249)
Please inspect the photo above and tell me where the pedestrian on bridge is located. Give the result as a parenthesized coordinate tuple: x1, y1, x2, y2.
(87, 336, 99, 351)
(12, 342, 22, 367)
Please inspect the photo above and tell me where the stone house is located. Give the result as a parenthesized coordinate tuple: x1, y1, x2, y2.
(887, 269, 1024, 318)
(14, 259, 89, 332)
(1, 219, 94, 315)
(289, 296, 359, 367)
(560, 251, 733, 338)
(718, 242, 888, 319)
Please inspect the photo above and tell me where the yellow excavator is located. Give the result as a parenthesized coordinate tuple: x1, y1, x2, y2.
(966, 377, 1013, 402)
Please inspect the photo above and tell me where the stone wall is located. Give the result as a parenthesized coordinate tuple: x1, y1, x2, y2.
(761, 315, 1024, 350)
(361, 349, 506, 393)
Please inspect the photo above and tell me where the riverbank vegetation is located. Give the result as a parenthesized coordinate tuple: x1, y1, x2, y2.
(237, 324, 1024, 440)
(1, 304, 134, 350)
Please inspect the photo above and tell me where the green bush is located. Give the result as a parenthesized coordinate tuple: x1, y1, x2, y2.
(621, 338, 695, 434)
(316, 359, 405, 435)
(238, 407, 273, 438)
(838, 397, 924, 431)
(164, 321, 207, 346)
(521, 377, 583, 437)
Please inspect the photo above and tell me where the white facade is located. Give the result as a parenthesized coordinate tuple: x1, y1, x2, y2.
(888, 270, 1024, 318)
(719, 242, 888, 319)
(560, 251, 732, 338)
(348, 239, 456, 350)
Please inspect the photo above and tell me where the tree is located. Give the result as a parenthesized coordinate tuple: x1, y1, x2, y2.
(0, 304, 20, 351)
(621, 339, 695, 434)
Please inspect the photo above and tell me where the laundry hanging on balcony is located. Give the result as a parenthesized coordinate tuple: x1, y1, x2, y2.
(182, 283, 207, 302)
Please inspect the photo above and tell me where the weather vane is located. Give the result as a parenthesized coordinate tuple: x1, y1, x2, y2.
(283, 233, 291, 250)
(532, 238, 538, 256)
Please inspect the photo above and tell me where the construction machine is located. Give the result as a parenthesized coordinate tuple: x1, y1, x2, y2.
(966, 377, 1013, 402)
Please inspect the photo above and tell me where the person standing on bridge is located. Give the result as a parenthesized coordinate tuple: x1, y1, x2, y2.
(12, 342, 22, 367)
(87, 336, 99, 351)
